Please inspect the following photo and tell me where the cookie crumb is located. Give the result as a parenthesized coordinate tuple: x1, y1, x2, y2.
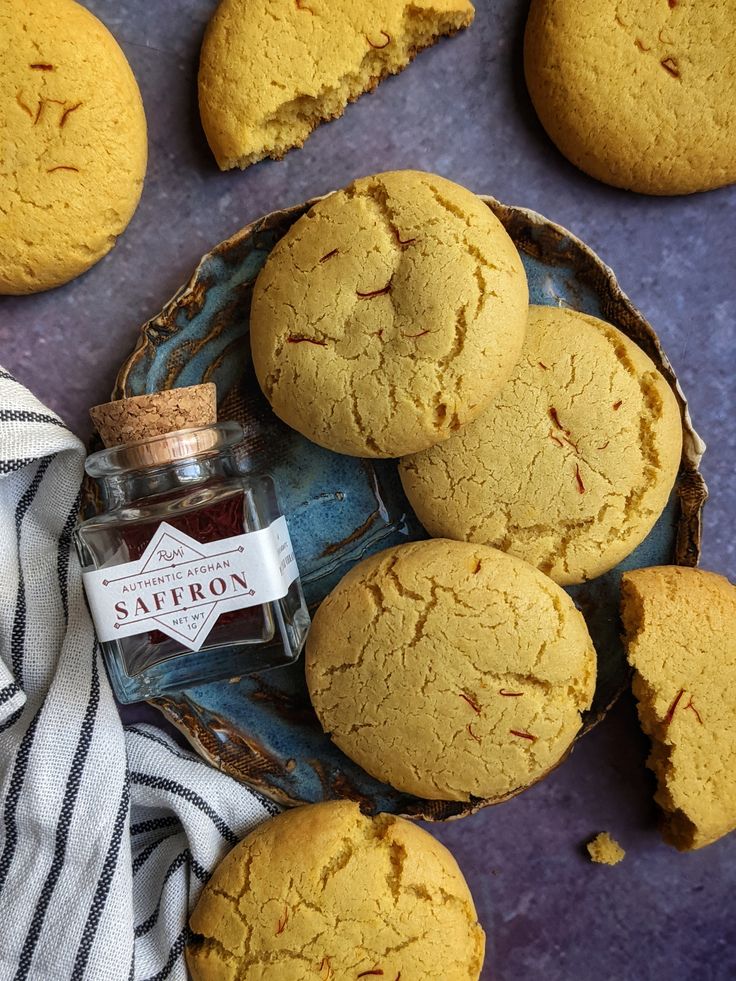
(587, 832, 625, 865)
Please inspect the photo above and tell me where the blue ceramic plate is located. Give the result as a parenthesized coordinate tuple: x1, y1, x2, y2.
(111, 194, 706, 820)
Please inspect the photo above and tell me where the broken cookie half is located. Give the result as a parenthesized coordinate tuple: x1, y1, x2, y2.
(198, 0, 475, 170)
(622, 566, 736, 851)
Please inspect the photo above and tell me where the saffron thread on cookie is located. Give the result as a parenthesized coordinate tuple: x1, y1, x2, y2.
(661, 56, 680, 78)
(510, 729, 537, 742)
(393, 229, 416, 247)
(685, 696, 703, 724)
(459, 692, 481, 715)
(60, 102, 82, 127)
(276, 905, 289, 935)
(664, 688, 685, 725)
(366, 31, 391, 49)
(357, 277, 393, 299)
(319, 248, 338, 263)
(287, 335, 327, 346)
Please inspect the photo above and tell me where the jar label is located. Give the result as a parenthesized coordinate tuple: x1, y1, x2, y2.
(82, 516, 299, 652)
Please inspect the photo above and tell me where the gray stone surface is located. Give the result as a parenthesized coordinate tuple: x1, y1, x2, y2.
(1, 2, 734, 978)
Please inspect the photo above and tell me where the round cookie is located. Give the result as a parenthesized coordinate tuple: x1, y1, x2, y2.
(187, 800, 486, 980)
(306, 540, 596, 802)
(0, 0, 147, 294)
(524, 0, 736, 195)
(250, 170, 529, 458)
(622, 567, 736, 851)
(199, 0, 475, 171)
(400, 305, 683, 586)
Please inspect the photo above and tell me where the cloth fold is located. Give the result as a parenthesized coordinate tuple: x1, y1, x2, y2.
(0, 368, 277, 981)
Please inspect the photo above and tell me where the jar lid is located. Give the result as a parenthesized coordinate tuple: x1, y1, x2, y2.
(90, 384, 217, 448)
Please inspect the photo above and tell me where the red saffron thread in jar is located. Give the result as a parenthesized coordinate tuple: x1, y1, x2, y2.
(118, 492, 261, 646)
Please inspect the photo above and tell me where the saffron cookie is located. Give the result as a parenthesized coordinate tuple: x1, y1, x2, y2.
(198, 0, 475, 170)
(0, 0, 147, 294)
(524, 0, 736, 195)
(187, 800, 486, 980)
(250, 170, 528, 458)
(399, 305, 683, 585)
(306, 540, 596, 802)
(622, 567, 736, 851)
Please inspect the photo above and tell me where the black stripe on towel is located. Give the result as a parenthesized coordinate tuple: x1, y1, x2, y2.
(129, 772, 238, 845)
(0, 682, 21, 706)
(13, 657, 101, 981)
(131, 815, 180, 837)
(0, 409, 65, 427)
(0, 710, 41, 893)
(134, 849, 209, 939)
(140, 926, 191, 981)
(126, 724, 200, 764)
(0, 458, 35, 475)
(11, 457, 52, 684)
(71, 775, 131, 980)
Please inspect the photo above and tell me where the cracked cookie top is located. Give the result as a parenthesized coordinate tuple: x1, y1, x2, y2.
(0, 0, 147, 294)
(400, 305, 683, 585)
(524, 0, 736, 194)
(187, 800, 486, 980)
(306, 540, 596, 802)
(622, 566, 736, 851)
(198, 0, 475, 170)
(249, 170, 528, 458)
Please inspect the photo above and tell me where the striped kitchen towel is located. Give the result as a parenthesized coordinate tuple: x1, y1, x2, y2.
(0, 368, 278, 981)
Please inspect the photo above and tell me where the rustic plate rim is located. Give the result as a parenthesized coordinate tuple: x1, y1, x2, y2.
(108, 190, 708, 820)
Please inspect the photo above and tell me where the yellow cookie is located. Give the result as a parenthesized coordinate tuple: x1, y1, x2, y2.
(250, 170, 529, 458)
(0, 0, 147, 295)
(524, 0, 736, 195)
(306, 540, 596, 802)
(187, 801, 486, 981)
(400, 305, 683, 585)
(586, 832, 625, 866)
(199, 0, 475, 170)
(622, 566, 736, 851)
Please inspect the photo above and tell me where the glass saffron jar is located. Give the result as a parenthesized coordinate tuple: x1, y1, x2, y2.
(74, 384, 310, 703)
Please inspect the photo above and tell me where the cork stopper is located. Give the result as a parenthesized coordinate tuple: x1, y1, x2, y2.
(90, 384, 217, 448)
